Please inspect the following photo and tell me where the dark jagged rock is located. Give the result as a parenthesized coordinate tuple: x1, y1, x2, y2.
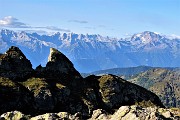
(0, 77, 33, 115)
(0, 46, 33, 81)
(0, 46, 175, 119)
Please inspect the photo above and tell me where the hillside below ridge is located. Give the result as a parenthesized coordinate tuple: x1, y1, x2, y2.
(1, 46, 179, 119)
(89, 66, 180, 108)
(128, 68, 180, 108)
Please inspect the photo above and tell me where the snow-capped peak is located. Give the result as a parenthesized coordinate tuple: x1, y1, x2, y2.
(131, 31, 163, 44)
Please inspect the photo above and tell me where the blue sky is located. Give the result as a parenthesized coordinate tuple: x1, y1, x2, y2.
(0, 0, 179, 38)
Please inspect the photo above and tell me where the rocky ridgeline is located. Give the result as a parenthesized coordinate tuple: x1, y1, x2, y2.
(0, 46, 179, 120)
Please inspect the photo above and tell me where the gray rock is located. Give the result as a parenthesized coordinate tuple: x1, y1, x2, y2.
(162, 111, 171, 118)
(89, 105, 180, 120)
(88, 109, 109, 120)
(0, 111, 29, 120)
(1, 103, 180, 120)
(110, 106, 180, 120)
(30, 112, 81, 120)
(110, 106, 130, 120)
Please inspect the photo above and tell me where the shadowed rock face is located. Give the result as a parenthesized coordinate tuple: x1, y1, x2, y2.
(0, 46, 32, 71)
(0, 77, 33, 114)
(0, 46, 168, 119)
(0, 46, 33, 81)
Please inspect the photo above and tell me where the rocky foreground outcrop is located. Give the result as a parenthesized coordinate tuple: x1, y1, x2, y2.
(0, 106, 179, 120)
(0, 46, 179, 120)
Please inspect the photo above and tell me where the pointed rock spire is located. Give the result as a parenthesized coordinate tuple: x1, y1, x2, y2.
(0, 46, 33, 80)
(46, 48, 82, 78)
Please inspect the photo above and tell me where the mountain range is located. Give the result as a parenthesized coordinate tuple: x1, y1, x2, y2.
(0, 29, 179, 72)
(89, 66, 178, 76)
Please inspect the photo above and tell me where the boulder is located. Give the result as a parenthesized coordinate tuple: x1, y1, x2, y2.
(0, 111, 30, 120)
(89, 109, 109, 120)
(30, 112, 81, 120)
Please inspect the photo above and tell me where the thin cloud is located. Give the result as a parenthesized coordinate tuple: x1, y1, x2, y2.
(22, 30, 48, 34)
(0, 16, 30, 28)
(35, 26, 70, 32)
(0, 16, 70, 32)
(69, 20, 88, 24)
(45, 26, 70, 32)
